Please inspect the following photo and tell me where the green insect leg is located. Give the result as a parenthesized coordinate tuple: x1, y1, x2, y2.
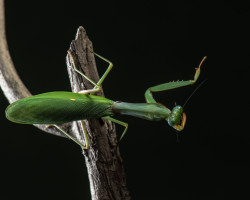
(68, 50, 99, 90)
(92, 51, 113, 89)
(67, 50, 113, 94)
(103, 116, 128, 141)
(145, 56, 206, 103)
(80, 120, 90, 149)
(53, 120, 89, 149)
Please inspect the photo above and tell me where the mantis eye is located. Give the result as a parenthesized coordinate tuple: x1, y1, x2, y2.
(167, 105, 184, 128)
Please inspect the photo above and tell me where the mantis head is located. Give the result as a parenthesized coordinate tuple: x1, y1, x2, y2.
(167, 105, 186, 131)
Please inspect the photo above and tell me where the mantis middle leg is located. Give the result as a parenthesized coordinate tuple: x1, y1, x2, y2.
(145, 56, 206, 103)
(67, 50, 113, 94)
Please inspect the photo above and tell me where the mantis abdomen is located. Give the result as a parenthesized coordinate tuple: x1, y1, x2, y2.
(6, 92, 114, 124)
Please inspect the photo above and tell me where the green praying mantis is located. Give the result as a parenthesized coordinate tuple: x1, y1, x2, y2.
(6, 50, 206, 149)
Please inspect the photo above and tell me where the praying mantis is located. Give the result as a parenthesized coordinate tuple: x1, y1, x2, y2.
(6, 50, 206, 149)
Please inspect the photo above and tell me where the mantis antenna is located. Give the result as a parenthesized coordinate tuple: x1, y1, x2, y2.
(183, 78, 207, 108)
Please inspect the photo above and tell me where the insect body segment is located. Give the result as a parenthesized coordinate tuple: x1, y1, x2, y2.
(6, 50, 206, 149)
(112, 102, 171, 121)
(6, 92, 114, 124)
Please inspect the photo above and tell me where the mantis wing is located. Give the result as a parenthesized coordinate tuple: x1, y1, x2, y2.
(6, 92, 114, 124)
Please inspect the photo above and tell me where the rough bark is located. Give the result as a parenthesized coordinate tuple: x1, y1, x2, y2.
(0, 0, 130, 199)
(67, 27, 131, 200)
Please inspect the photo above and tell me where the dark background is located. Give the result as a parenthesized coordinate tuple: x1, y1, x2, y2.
(1, 1, 249, 199)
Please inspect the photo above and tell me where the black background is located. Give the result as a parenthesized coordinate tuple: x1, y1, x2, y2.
(1, 1, 250, 199)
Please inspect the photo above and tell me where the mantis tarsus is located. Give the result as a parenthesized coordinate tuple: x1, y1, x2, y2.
(6, 50, 206, 149)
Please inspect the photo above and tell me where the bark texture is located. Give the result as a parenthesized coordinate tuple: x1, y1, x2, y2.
(0, 0, 130, 199)
(67, 27, 131, 200)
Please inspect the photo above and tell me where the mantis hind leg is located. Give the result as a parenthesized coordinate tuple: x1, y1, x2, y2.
(52, 120, 89, 149)
(145, 56, 206, 103)
(103, 116, 128, 141)
(67, 50, 113, 94)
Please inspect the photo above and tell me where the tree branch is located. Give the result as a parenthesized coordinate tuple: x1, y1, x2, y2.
(0, 0, 69, 137)
(0, 0, 130, 199)
(67, 27, 131, 200)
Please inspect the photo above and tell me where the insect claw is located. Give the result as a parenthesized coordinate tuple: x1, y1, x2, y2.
(87, 47, 94, 53)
